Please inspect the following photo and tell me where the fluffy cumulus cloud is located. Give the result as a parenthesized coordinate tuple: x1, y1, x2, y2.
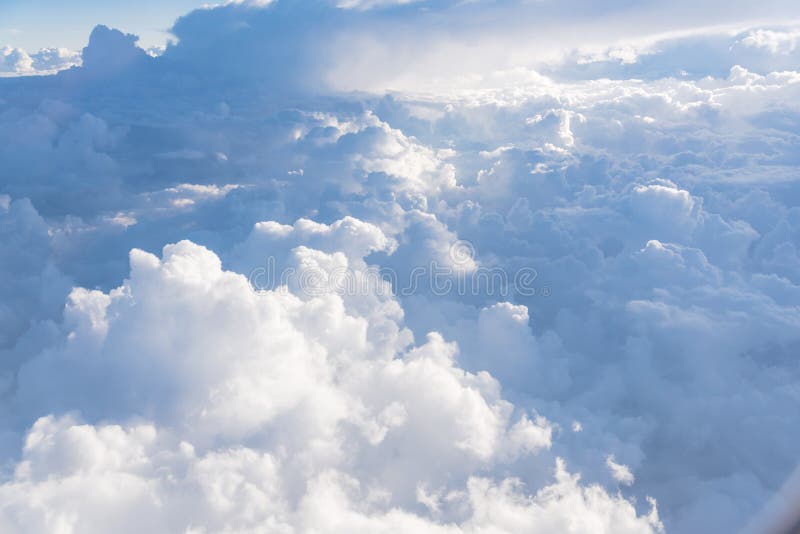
(3, 239, 659, 533)
(2, 0, 800, 532)
(0, 46, 80, 76)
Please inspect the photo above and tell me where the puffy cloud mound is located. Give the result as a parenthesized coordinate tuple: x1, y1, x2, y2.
(0, 414, 659, 533)
(3, 238, 660, 533)
(1, 1, 800, 532)
(79, 26, 149, 78)
(1, 46, 80, 76)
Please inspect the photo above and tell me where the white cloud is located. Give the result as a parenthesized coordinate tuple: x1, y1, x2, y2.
(1, 2, 800, 532)
(1, 238, 659, 533)
(0, 413, 660, 534)
(606, 455, 636, 486)
(0, 45, 80, 76)
(739, 29, 800, 54)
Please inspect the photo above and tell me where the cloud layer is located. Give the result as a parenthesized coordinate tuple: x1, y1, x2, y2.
(2, 1, 800, 532)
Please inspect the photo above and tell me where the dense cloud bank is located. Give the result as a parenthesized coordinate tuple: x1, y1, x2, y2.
(2, 1, 800, 532)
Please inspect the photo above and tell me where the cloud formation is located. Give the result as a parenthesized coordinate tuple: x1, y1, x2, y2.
(1, 1, 800, 532)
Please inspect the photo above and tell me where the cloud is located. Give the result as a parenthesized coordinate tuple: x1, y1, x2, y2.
(606, 456, 636, 486)
(0, 46, 80, 76)
(0, 414, 660, 533)
(1, 1, 800, 532)
(78, 26, 150, 78)
(2, 236, 659, 533)
(0, 46, 33, 74)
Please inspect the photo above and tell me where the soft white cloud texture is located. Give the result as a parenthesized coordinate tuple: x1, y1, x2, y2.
(0, 45, 80, 76)
(1, 1, 800, 533)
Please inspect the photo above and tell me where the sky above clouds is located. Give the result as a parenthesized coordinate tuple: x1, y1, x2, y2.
(2, 1, 800, 533)
(0, 0, 205, 50)
(4, 0, 800, 56)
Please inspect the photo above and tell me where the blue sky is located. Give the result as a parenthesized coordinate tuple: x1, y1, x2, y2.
(0, 0, 205, 50)
(4, 0, 800, 54)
